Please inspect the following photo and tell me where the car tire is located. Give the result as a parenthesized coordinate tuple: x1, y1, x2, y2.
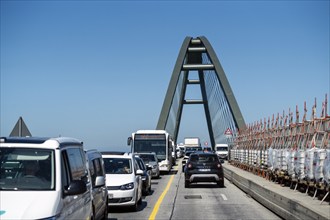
(137, 194, 142, 205)
(184, 180, 189, 188)
(217, 180, 224, 188)
(130, 202, 138, 212)
(101, 204, 108, 220)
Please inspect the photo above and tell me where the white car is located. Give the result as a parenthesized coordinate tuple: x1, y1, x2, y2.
(101, 152, 143, 211)
(0, 137, 93, 220)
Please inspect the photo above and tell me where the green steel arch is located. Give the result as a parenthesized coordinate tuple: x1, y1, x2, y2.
(157, 36, 246, 147)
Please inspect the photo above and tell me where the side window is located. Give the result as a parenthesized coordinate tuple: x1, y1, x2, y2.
(93, 159, 103, 177)
(65, 148, 88, 183)
(89, 159, 96, 187)
(133, 159, 138, 172)
(61, 151, 70, 189)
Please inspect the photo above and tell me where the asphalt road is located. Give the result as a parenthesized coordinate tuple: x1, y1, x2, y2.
(107, 160, 282, 220)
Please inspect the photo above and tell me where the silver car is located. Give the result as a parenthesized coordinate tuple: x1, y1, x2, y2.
(86, 150, 108, 220)
(135, 152, 160, 179)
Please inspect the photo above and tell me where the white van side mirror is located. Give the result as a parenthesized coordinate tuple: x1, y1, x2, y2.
(95, 176, 105, 187)
(64, 180, 87, 196)
(136, 169, 143, 175)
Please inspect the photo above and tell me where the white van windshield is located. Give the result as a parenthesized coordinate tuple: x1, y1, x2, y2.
(0, 148, 55, 190)
(216, 147, 228, 151)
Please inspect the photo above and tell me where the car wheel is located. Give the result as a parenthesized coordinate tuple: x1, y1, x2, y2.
(217, 180, 224, 188)
(130, 202, 138, 212)
(101, 201, 108, 220)
(137, 194, 142, 205)
(184, 180, 189, 188)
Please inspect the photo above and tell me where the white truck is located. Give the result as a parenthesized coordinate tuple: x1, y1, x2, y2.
(184, 137, 200, 147)
(182, 137, 202, 171)
(215, 143, 229, 160)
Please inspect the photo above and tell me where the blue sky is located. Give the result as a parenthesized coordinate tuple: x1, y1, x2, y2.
(1, 0, 329, 151)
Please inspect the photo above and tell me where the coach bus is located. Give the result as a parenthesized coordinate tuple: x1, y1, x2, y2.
(128, 130, 174, 173)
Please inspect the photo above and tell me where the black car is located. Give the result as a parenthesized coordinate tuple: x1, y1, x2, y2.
(134, 155, 152, 195)
(184, 151, 224, 188)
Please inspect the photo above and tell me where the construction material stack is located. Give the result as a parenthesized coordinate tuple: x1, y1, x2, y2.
(230, 94, 330, 204)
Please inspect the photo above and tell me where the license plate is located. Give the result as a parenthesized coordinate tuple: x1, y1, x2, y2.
(199, 169, 211, 172)
(109, 194, 113, 199)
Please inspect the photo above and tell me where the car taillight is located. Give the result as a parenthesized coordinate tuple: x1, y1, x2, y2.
(187, 163, 192, 168)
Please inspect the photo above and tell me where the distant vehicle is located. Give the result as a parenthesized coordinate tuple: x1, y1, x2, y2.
(0, 137, 93, 220)
(176, 147, 184, 158)
(134, 152, 160, 179)
(215, 144, 229, 160)
(184, 151, 224, 188)
(134, 155, 152, 195)
(128, 130, 174, 173)
(184, 137, 201, 147)
(101, 151, 143, 211)
(86, 149, 108, 220)
(181, 147, 203, 172)
(203, 147, 213, 152)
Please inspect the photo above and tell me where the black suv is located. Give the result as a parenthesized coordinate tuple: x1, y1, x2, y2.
(184, 151, 224, 188)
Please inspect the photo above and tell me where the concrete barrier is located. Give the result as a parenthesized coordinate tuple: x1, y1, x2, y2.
(223, 164, 329, 220)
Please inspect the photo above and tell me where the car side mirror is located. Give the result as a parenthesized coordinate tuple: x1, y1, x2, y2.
(136, 169, 143, 175)
(127, 137, 132, 146)
(146, 165, 152, 171)
(64, 180, 87, 196)
(95, 176, 105, 187)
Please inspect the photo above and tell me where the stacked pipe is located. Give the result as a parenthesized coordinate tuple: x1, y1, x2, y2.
(230, 94, 330, 204)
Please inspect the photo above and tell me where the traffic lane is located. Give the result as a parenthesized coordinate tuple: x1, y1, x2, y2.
(169, 172, 282, 220)
(108, 173, 174, 220)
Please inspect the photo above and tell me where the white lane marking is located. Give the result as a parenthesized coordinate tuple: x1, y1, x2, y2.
(221, 194, 228, 201)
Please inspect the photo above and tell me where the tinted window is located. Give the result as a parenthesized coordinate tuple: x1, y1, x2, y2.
(135, 158, 145, 170)
(190, 154, 218, 163)
(65, 148, 88, 184)
(89, 158, 103, 187)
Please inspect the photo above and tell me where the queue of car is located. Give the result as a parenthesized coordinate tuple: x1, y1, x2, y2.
(0, 136, 226, 219)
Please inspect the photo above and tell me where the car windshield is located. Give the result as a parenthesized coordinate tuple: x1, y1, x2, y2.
(138, 154, 157, 163)
(103, 158, 132, 174)
(0, 147, 55, 190)
(185, 147, 202, 151)
(216, 147, 228, 151)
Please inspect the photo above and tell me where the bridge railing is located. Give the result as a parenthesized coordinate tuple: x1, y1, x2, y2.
(230, 94, 330, 204)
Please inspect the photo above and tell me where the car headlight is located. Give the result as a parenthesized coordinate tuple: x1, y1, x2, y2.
(120, 182, 134, 190)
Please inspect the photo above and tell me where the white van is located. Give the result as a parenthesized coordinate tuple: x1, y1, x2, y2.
(0, 137, 93, 220)
(215, 144, 229, 160)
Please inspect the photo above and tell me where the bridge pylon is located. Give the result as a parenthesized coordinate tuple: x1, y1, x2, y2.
(157, 36, 246, 148)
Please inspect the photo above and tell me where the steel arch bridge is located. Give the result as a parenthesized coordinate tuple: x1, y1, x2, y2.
(157, 36, 246, 148)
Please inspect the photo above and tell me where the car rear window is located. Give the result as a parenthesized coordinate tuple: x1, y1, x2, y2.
(190, 154, 218, 163)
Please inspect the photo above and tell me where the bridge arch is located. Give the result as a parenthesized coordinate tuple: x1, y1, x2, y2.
(157, 36, 246, 147)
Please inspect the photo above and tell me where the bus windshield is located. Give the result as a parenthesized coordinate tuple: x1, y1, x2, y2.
(134, 134, 166, 161)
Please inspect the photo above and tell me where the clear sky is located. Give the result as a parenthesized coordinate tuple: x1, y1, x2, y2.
(1, 0, 329, 151)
